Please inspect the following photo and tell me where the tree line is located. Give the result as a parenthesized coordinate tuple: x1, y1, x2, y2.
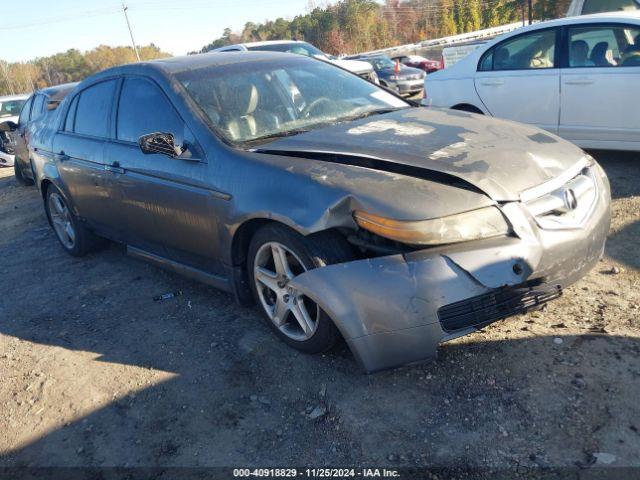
(1, 0, 571, 96)
(0, 44, 169, 97)
(197, 0, 571, 55)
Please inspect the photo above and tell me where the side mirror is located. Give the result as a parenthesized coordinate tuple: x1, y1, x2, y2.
(138, 132, 183, 158)
(0, 121, 18, 132)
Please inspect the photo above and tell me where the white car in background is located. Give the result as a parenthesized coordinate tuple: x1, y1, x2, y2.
(426, 12, 640, 151)
(213, 40, 380, 84)
(0, 94, 29, 167)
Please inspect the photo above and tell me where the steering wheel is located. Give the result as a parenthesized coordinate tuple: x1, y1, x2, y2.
(301, 97, 333, 118)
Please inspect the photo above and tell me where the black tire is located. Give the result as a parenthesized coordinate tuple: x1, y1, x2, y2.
(14, 160, 34, 186)
(44, 184, 103, 257)
(247, 223, 354, 354)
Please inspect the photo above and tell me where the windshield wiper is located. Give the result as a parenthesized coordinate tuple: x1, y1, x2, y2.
(337, 107, 407, 123)
(245, 128, 312, 145)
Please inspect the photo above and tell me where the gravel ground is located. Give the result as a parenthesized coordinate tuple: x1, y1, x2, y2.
(0, 150, 639, 471)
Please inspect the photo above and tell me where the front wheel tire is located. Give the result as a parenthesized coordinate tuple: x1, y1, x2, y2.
(247, 224, 354, 354)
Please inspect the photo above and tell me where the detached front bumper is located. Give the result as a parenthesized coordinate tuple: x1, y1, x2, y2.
(291, 163, 611, 372)
(0, 150, 15, 167)
(388, 78, 424, 96)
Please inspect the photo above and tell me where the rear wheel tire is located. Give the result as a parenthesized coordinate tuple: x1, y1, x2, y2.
(14, 160, 34, 186)
(44, 185, 103, 257)
(247, 224, 354, 354)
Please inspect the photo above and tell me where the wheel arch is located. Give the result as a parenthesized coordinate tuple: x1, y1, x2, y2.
(451, 103, 484, 114)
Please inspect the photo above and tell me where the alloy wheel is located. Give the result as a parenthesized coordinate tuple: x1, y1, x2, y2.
(253, 241, 320, 341)
(48, 192, 76, 250)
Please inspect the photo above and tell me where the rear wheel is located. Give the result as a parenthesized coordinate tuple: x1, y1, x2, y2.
(14, 160, 34, 186)
(44, 185, 103, 257)
(247, 224, 354, 353)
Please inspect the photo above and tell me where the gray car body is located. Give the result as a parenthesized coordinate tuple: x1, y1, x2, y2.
(28, 52, 611, 372)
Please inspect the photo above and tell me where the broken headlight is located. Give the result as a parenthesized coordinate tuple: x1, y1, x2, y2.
(353, 207, 511, 246)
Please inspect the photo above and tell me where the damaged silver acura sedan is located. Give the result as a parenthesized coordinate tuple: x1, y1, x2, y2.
(27, 52, 611, 372)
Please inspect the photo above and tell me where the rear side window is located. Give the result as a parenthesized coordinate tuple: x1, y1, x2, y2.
(568, 24, 640, 67)
(18, 96, 34, 125)
(116, 77, 183, 143)
(479, 29, 557, 71)
(64, 95, 79, 132)
(74, 80, 117, 138)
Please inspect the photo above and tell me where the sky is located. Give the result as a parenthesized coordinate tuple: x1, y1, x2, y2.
(0, 0, 315, 63)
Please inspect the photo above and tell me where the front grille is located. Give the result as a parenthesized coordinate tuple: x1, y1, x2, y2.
(525, 165, 597, 230)
(438, 285, 562, 332)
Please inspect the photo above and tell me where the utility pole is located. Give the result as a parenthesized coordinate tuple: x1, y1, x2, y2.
(122, 2, 141, 62)
(528, 0, 533, 24)
(521, 0, 526, 26)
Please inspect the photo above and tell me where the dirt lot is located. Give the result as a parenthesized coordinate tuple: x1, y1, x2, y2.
(0, 151, 639, 472)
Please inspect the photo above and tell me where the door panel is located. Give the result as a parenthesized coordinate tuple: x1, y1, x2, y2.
(104, 141, 223, 274)
(560, 67, 640, 142)
(475, 70, 560, 132)
(104, 75, 222, 274)
(51, 133, 114, 230)
(559, 23, 640, 144)
(475, 27, 561, 132)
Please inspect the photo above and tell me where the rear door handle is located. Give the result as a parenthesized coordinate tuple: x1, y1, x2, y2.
(564, 78, 594, 85)
(55, 151, 69, 161)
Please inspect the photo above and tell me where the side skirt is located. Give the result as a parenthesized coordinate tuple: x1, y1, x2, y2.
(126, 245, 232, 293)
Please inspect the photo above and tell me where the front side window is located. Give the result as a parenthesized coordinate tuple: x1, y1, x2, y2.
(116, 77, 183, 143)
(568, 24, 640, 67)
(18, 97, 33, 125)
(480, 29, 557, 71)
(0, 99, 27, 119)
(176, 56, 409, 144)
(74, 80, 117, 138)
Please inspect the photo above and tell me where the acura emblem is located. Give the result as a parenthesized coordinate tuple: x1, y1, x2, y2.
(563, 188, 578, 211)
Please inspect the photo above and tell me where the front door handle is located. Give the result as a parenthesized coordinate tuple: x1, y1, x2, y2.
(564, 78, 594, 85)
(480, 80, 505, 86)
(105, 162, 125, 174)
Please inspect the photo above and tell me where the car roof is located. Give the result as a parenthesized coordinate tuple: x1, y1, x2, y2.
(508, 10, 640, 33)
(38, 82, 79, 100)
(236, 40, 308, 47)
(77, 51, 313, 88)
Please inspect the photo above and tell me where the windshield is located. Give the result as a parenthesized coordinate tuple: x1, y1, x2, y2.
(0, 99, 27, 118)
(366, 56, 396, 70)
(247, 42, 327, 58)
(177, 57, 409, 145)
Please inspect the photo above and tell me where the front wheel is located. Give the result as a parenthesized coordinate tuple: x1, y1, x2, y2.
(44, 185, 103, 257)
(247, 224, 354, 354)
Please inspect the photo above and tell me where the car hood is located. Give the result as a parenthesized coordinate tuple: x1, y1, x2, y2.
(255, 107, 587, 201)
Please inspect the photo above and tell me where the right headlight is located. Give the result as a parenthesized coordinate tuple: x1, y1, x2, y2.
(353, 206, 511, 246)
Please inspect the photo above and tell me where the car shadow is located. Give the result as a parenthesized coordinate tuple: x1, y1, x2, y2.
(0, 150, 638, 469)
(1, 220, 639, 468)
